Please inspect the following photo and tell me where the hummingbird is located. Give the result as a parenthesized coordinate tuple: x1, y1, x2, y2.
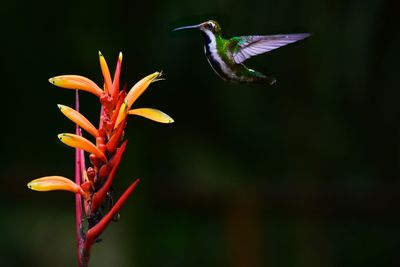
(173, 20, 310, 85)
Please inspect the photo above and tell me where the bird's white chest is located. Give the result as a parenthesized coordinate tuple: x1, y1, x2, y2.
(202, 31, 234, 79)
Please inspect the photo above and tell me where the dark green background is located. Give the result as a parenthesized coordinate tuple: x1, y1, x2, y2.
(1, 0, 399, 266)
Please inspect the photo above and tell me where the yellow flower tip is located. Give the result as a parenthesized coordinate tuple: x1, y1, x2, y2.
(118, 52, 123, 61)
(98, 50, 103, 56)
(48, 77, 55, 84)
(27, 176, 85, 195)
(57, 104, 68, 111)
(57, 133, 70, 141)
(152, 71, 165, 83)
(147, 71, 162, 83)
(128, 108, 174, 124)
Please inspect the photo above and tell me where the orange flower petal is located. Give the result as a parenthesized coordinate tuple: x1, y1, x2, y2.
(114, 101, 128, 129)
(49, 75, 103, 97)
(58, 133, 107, 162)
(27, 176, 85, 195)
(128, 108, 174, 123)
(57, 104, 99, 137)
(98, 51, 113, 95)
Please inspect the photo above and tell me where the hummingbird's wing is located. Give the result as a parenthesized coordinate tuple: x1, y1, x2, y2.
(230, 34, 310, 64)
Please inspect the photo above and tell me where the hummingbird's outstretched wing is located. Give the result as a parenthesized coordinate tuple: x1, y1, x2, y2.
(230, 34, 310, 64)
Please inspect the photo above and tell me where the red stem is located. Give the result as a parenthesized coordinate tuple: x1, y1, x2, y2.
(75, 90, 85, 267)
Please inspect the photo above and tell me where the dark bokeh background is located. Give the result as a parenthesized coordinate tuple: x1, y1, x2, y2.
(1, 0, 399, 266)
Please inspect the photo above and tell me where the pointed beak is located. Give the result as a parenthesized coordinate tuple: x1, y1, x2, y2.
(173, 24, 201, 31)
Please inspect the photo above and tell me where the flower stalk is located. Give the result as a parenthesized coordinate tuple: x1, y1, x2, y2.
(28, 52, 173, 267)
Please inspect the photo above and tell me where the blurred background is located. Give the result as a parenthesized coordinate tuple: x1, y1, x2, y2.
(1, 0, 399, 266)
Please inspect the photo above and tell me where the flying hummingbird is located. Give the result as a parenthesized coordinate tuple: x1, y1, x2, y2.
(173, 20, 310, 85)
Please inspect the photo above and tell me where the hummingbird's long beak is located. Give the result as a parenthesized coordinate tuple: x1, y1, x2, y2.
(173, 24, 201, 31)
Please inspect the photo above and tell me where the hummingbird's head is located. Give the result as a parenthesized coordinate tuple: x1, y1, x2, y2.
(173, 20, 221, 35)
(198, 20, 221, 35)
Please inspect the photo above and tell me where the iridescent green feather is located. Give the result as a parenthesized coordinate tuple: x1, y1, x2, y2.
(216, 36, 234, 64)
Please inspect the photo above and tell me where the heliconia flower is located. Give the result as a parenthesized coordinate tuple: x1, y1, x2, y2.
(27, 176, 86, 196)
(33, 52, 173, 267)
(128, 108, 174, 123)
(49, 75, 103, 97)
(58, 133, 107, 162)
(58, 104, 99, 138)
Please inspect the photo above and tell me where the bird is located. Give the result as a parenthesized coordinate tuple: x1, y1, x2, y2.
(173, 20, 310, 85)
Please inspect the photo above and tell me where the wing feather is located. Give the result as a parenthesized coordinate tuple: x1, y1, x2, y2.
(231, 33, 310, 64)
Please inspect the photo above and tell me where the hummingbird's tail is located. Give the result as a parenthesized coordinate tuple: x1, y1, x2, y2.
(261, 75, 277, 85)
(241, 67, 277, 85)
(249, 70, 277, 85)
